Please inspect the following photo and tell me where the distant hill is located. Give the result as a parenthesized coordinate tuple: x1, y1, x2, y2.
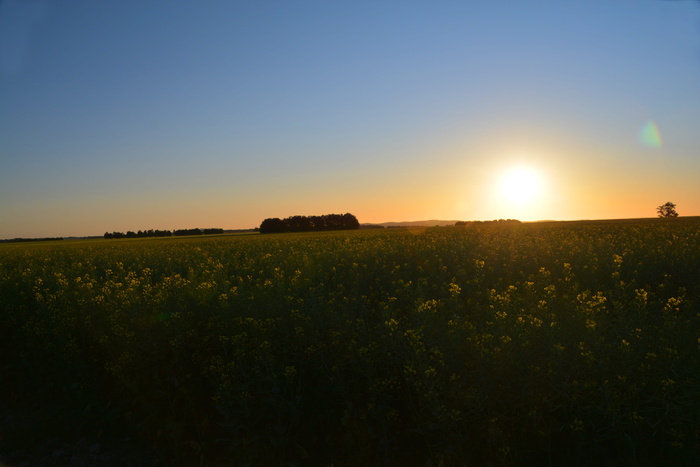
(362, 220, 462, 228)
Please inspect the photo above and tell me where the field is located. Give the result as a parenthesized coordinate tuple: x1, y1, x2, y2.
(1, 219, 699, 466)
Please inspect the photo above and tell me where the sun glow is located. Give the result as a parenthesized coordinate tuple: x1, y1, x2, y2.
(498, 166, 543, 205)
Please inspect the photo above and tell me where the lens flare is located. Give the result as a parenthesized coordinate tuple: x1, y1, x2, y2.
(639, 121, 662, 148)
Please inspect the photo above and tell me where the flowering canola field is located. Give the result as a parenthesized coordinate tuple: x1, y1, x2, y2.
(1, 220, 699, 465)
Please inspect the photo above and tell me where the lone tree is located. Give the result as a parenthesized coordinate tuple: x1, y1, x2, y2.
(657, 201, 679, 218)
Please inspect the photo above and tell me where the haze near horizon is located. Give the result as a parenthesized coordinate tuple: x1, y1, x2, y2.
(1, 0, 699, 238)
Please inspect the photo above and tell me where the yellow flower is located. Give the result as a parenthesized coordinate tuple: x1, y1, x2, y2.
(570, 419, 584, 432)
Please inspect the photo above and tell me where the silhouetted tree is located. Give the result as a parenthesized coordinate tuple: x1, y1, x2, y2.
(2, 237, 63, 243)
(259, 218, 285, 234)
(657, 201, 679, 218)
(105, 229, 178, 239)
(342, 213, 360, 230)
(174, 228, 203, 236)
(259, 213, 360, 234)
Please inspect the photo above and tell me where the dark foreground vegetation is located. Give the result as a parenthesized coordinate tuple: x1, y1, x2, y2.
(1, 218, 699, 466)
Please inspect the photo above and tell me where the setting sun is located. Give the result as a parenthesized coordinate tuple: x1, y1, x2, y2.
(498, 166, 543, 204)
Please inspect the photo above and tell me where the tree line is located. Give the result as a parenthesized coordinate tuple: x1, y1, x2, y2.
(259, 213, 360, 234)
(104, 228, 224, 239)
(454, 219, 522, 226)
(0, 237, 64, 243)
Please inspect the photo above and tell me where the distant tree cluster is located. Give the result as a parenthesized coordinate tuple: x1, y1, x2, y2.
(455, 219, 521, 226)
(104, 229, 172, 239)
(259, 213, 360, 234)
(0, 237, 63, 243)
(174, 228, 225, 236)
(104, 228, 224, 239)
(173, 228, 202, 237)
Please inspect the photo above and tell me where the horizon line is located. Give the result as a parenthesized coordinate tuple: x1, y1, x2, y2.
(3, 215, 699, 242)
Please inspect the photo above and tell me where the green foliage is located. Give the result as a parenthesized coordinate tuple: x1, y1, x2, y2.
(1, 220, 699, 465)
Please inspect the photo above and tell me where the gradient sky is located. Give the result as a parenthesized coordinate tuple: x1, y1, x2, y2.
(1, 0, 699, 238)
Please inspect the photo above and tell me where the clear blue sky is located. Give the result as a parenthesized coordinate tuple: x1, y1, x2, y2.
(2, 0, 699, 238)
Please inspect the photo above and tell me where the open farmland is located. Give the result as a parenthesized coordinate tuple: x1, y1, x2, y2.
(1, 219, 699, 466)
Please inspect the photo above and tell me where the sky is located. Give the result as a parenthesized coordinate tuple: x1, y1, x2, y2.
(1, 0, 699, 238)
